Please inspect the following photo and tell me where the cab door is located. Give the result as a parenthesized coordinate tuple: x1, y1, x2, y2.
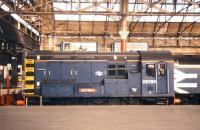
(156, 62, 168, 94)
(142, 63, 157, 96)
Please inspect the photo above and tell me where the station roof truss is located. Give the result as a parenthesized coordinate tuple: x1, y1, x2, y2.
(0, 0, 200, 51)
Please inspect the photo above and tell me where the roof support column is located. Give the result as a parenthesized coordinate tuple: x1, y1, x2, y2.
(119, 0, 129, 52)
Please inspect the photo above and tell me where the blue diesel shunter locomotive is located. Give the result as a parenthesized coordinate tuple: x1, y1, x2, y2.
(25, 51, 175, 104)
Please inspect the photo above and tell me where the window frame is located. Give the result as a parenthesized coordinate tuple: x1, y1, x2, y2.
(146, 64, 155, 77)
(107, 63, 127, 79)
(158, 63, 166, 77)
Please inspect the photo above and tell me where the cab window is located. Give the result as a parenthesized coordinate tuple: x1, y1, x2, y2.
(158, 64, 166, 76)
(146, 64, 155, 77)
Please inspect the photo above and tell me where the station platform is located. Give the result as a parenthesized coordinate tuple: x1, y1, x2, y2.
(0, 105, 200, 130)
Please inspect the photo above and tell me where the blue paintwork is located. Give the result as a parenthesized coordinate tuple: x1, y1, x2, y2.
(31, 51, 175, 98)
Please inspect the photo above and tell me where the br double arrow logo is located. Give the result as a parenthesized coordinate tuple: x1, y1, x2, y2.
(174, 69, 197, 94)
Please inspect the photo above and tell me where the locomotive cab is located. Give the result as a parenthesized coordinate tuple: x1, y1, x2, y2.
(140, 51, 174, 97)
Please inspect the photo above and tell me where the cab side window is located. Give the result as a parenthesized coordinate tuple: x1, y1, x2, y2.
(146, 64, 155, 77)
(158, 64, 166, 76)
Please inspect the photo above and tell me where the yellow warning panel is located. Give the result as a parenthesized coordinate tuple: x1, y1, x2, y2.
(25, 84, 34, 89)
(25, 76, 34, 81)
(25, 67, 34, 72)
(25, 59, 34, 64)
(18, 77, 22, 82)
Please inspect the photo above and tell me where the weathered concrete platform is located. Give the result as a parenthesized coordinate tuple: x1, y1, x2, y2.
(0, 106, 200, 130)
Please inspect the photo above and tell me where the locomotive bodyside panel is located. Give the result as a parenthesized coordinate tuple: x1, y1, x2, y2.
(42, 83, 74, 97)
(104, 79, 128, 96)
(127, 61, 142, 96)
(91, 62, 107, 83)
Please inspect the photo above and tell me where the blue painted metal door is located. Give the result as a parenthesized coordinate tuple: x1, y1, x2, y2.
(76, 62, 91, 83)
(47, 61, 62, 80)
(35, 62, 47, 95)
(142, 63, 157, 96)
(61, 62, 76, 80)
(157, 62, 168, 94)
